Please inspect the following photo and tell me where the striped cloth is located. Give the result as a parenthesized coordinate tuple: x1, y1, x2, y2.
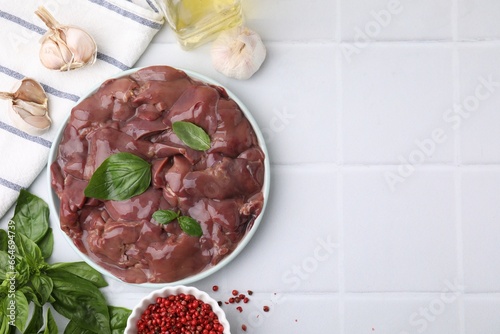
(0, 0, 164, 218)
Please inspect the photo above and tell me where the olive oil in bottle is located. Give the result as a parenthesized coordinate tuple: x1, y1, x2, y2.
(161, 0, 243, 50)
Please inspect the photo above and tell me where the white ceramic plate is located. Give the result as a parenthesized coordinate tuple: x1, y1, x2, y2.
(47, 66, 270, 287)
(124, 285, 230, 334)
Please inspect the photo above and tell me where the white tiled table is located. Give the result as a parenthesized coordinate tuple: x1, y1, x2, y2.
(2, 0, 500, 333)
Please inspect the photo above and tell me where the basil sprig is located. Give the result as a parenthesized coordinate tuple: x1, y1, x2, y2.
(153, 210, 203, 237)
(172, 121, 211, 151)
(0, 190, 131, 334)
(84, 152, 151, 201)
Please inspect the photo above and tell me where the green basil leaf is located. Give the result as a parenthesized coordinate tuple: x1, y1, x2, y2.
(48, 270, 110, 334)
(43, 308, 58, 334)
(84, 152, 151, 201)
(64, 319, 94, 334)
(15, 233, 43, 270)
(0, 316, 8, 334)
(109, 306, 131, 334)
(48, 262, 108, 288)
(172, 121, 211, 151)
(11, 190, 49, 243)
(152, 210, 179, 225)
(12, 290, 29, 332)
(0, 252, 9, 280)
(0, 315, 14, 334)
(31, 274, 53, 305)
(177, 216, 203, 237)
(0, 295, 9, 318)
(19, 285, 40, 307)
(0, 230, 7, 252)
(37, 228, 54, 260)
(24, 305, 43, 334)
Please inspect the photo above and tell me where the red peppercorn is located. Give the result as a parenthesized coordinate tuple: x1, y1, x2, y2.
(242, 324, 247, 331)
(136, 294, 224, 334)
(263, 305, 270, 312)
(239, 294, 245, 299)
(232, 290, 238, 296)
(243, 297, 249, 303)
(212, 285, 219, 291)
(247, 290, 253, 295)
(236, 306, 243, 313)
(228, 297, 235, 304)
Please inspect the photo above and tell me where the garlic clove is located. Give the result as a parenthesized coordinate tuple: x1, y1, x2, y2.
(22, 114, 52, 131)
(13, 100, 47, 116)
(12, 105, 33, 119)
(64, 27, 97, 69)
(9, 110, 51, 136)
(12, 78, 48, 106)
(211, 26, 266, 80)
(0, 77, 51, 135)
(39, 36, 73, 71)
(35, 6, 97, 71)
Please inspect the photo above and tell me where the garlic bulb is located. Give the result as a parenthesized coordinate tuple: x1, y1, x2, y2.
(0, 78, 51, 135)
(211, 26, 266, 80)
(35, 6, 97, 71)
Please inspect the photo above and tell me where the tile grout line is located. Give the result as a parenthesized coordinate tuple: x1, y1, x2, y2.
(271, 162, 500, 169)
(257, 39, 500, 46)
(452, 0, 459, 43)
(336, 1, 345, 333)
(455, 166, 466, 334)
(336, 171, 345, 334)
(452, 0, 466, 332)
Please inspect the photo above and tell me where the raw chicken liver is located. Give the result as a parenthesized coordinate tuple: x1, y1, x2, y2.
(51, 66, 265, 283)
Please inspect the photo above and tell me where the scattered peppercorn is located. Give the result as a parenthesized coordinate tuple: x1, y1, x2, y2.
(236, 306, 243, 313)
(263, 305, 270, 312)
(212, 285, 219, 292)
(247, 290, 253, 295)
(232, 290, 239, 296)
(243, 297, 249, 303)
(242, 324, 247, 331)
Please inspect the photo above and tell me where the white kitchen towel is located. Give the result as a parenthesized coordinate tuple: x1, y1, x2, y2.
(0, 0, 165, 218)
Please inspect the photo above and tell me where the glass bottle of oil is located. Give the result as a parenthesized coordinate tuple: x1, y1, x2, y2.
(158, 0, 243, 50)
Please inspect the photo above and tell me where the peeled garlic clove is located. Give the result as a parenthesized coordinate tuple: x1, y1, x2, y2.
(35, 6, 97, 71)
(211, 26, 266, 80)
(0, 77, 51, 135)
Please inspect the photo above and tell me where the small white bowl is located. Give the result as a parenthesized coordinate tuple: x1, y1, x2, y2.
(124, 285, 230, 334)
